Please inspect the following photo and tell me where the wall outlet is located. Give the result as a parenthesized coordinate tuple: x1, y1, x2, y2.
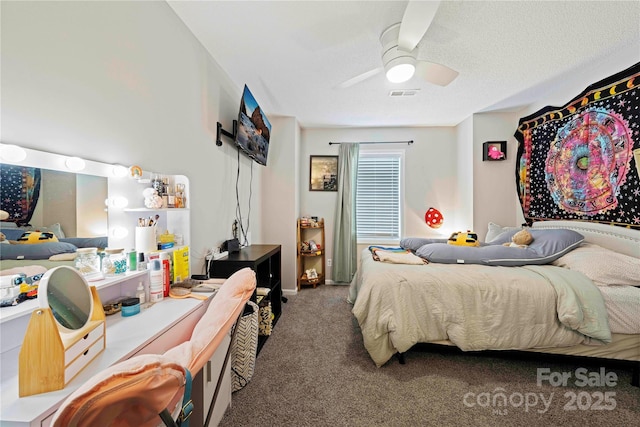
(327, 258, 332, 267)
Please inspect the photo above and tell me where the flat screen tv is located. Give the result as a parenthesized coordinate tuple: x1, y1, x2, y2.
(235, 85, 271, 166)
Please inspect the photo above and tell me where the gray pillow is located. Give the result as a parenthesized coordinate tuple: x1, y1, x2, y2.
(415, 229, 584, 266)
(400, 237, 447, 251)
(0, 242, 78, 260)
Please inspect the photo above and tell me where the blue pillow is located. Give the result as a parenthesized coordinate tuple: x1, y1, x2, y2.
(415, 229, 584, 266)
(60, 237, 108, 249)
(1, 228, 26, 241)
(0, 242, 78, 260)
(400, 237, 447, 251)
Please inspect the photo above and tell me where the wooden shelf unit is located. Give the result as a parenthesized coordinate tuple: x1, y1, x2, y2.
(297, 218, 326, 290)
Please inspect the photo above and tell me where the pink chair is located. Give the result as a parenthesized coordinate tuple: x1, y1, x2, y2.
(52, 268, 256, 427)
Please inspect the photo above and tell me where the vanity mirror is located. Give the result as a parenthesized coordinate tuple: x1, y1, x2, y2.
(39, 265, 94, 331)
(18, 266, 105, 397)
(0, 161, 108, 239)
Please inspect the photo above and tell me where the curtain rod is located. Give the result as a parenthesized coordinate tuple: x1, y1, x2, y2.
(328, 140, 413, 145)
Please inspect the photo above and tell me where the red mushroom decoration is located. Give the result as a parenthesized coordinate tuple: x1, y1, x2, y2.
(425, 207, 444, 229)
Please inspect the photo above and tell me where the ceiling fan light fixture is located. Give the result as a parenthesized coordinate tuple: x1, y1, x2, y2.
(382, 46, 416, 83)
(386, 60, 415, 83)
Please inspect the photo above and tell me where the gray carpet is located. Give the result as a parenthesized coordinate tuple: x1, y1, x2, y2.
(219, 285, 639, 426)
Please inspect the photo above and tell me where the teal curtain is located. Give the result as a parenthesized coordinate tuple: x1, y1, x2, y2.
(332, 143, 359, 283)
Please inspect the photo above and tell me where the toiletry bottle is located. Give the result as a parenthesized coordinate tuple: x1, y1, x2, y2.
(149, 253, 163, 302)
(160, 252, 171, 297)
(128, 249, 137, 272)
(136, 282, 146, 305)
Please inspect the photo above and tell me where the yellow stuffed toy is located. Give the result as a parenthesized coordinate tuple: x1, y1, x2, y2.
(447, 231, 480, 247)
(503, 229, 533, 248)
(16, 231, 59, 244)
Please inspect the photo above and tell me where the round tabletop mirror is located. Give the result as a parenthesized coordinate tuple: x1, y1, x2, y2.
(38, 266, 94, 332)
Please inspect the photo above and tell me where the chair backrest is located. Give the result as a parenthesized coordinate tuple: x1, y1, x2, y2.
(51, 354, 187, 427)
(51, 267, 257, 427)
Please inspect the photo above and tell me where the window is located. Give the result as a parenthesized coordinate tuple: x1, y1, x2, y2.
(356, 151, 402, 241)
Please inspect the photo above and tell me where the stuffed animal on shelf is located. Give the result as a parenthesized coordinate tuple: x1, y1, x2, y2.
(447, 231, 480, 247)
(487, 145, 505, 160)
(0, 232, 9, 244)
(503, 229, 533, 248)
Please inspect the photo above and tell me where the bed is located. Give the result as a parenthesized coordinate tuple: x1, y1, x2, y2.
(348, 221, 640, 383)
(1, 226, 107, 267)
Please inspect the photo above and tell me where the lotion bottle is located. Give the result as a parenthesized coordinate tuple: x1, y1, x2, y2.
(136, 281, 146, 305)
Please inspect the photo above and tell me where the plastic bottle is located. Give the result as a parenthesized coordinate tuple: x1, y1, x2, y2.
(149, 253, 163, 302)
(135, 281, 146, 305)
(160, 252, 171, 297)
(128, 249, 137, 272)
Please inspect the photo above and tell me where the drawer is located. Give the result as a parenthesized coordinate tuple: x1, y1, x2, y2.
(65, 324, 104, 366)
(64, 337, 105, 384)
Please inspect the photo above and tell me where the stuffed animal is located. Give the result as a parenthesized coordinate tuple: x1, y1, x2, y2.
(487, 145, 505, 160)
(447, 231, 480, 247)
(16, 231, 59, 244)
(503, 229, 533, 248)
(0, 232, 9, 244)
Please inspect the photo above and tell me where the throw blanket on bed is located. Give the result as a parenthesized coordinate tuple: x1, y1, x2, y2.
(349, 249, 611, 367)
(369, 246, 426, 265)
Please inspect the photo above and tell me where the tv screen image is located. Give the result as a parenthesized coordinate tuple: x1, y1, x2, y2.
(235, 85, 271, 166)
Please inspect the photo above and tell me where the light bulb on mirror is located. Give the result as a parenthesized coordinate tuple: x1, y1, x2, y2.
(65, 156, 86, 171)
(110, 227, 129, 239)
(111, 165, 129, 178)
(104, 196, 128, 209)
(0, 144, 27, 162)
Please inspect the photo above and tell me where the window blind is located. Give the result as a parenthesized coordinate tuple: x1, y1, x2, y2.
(356, 153, 401, 240)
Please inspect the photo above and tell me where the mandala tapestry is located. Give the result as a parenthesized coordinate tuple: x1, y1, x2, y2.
(514, 62, 640, 229)
(0, 164, 41, 226)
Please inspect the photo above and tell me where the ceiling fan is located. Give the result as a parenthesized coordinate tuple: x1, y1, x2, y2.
(338, 0, 458, 88)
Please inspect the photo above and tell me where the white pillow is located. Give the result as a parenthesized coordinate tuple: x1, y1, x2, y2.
(485, 222, 522, 243)
(552, 243, 640, 286)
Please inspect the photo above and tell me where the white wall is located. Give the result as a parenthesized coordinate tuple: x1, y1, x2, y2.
(262, 116, 300, 293)
(455, 116, 474, 230)
(471, 112, 521, 241)
(301, 126, 460, 281)
(1, 1, 260, 274)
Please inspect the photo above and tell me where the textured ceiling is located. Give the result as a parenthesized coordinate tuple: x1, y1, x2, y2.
(168, 1, 640, 128)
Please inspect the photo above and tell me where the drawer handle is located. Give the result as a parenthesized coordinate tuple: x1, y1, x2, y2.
(83, 349, 89, 356)
(83, 333, 89, 340)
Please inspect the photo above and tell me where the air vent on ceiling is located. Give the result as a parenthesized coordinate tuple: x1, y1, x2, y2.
(389, 89, 420, 97)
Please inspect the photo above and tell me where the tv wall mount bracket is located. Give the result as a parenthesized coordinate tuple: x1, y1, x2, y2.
(216, 120, 238, 147)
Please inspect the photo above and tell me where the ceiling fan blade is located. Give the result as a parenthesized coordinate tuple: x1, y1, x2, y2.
(416, 61, 459, 87)
(336, 67, 382, 89)
(398, 0, 441, 52)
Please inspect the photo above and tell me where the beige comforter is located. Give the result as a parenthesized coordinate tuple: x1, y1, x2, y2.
(349, 250, 611, 367)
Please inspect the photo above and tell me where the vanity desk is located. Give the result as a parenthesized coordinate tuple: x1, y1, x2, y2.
(0, 273, 231, 427)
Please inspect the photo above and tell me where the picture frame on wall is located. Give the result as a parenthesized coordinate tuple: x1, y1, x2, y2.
(483, 141, 507, 161)
(309, 155, 338, 191)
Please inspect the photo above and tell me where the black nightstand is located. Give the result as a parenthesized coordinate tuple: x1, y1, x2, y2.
(208, 244, 282, 352)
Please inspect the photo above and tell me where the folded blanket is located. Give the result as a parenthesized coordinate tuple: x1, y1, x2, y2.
(369, 246, 426, 265)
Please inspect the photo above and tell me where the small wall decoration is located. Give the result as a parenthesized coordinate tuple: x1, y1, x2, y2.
(425, 207, 444, 228)
(310, 155, 338, 191)
(483, 141, 506, 161)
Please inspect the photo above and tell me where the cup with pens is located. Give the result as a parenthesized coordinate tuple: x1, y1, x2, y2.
(135, 215, 159, 254)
